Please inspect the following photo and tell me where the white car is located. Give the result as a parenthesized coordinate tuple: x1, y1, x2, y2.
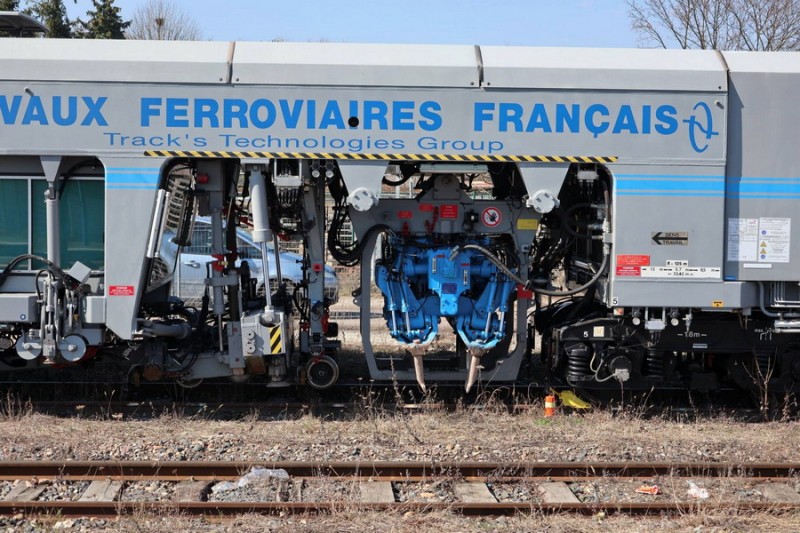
(176, 218, 338, 304)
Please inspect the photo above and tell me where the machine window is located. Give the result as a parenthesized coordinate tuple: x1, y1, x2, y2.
(0, 179, 29, 268)
(28, 179, 105, 270)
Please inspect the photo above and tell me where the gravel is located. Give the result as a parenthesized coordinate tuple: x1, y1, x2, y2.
(300, 479, 361, 502)
(37, 480, 89, 502)
(567, 475, 776, 504)
(395, 480, 457, 503)
(0, 481, 13, 499)
(208, 477, 294, 503)
(122, 480, 175, 502)
(2, 409, 797, 466)
(489, 481, 540, 503)
(0, 404, 797, 531)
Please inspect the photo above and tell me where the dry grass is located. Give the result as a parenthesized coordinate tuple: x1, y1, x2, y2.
(19, 507, 800, 532)
(1, 399, 799, 465)
(1, 392, 800, 530)
(0, 390, 32, 421)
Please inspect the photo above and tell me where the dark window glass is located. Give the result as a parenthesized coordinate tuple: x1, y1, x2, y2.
(32, 179, 105, 270)
(0, 180, 28, 268)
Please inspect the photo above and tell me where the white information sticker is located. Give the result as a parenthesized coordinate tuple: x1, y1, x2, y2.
(757, 217, 791, 263)
(640, 266, 721, 279)
(727, 218, 758, 262)
(728, 217, 791, 263)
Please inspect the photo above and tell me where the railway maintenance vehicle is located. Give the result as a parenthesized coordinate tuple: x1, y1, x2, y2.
(1, 31, 799, 395)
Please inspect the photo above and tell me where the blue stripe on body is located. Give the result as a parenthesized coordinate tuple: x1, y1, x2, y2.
(614, 174, 724, 197)
(616, 191, 724, 197)
(617, 180, 724, 191)
(727, 179, 800, 197)
(614, 174, 800, 198)
(105, 170, 159, 189)
(615, 174, 725, 180)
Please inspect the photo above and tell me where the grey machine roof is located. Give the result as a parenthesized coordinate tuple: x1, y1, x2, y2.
(0, 39, 760, 91)
(0, 11, 47, 36)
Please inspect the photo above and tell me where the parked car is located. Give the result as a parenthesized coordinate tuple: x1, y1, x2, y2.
(176, 217, 338, 304)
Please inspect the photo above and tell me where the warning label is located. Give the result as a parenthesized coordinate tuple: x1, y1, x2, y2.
(616, 265, 641, 277)
(109, 285, 135, 296)
(728, 217, 790, 263)
(517, 219, 538, 230)
(481, 207, 502, 228)
(617, 254, 650, 267)
(758, 218, 791, 262)
(440, 204, 459, 219)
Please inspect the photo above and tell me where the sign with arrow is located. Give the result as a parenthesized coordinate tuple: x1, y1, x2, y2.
(651, 231, 688, 245)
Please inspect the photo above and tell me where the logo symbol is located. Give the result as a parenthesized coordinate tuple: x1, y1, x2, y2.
(683, 102, 719, 153)
(481, 207, 502, 228)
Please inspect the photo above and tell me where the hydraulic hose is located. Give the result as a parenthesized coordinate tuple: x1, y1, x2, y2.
(0, 254, 67, 288)
(328, 222, 394, 266)
(531, 251, 609, 297)
(451, 243, 610, 297)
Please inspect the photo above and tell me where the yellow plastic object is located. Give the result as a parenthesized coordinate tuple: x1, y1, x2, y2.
(554, 389, 591, 409)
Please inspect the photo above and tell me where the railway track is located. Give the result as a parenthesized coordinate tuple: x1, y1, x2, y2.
(1, 460, 798, 517)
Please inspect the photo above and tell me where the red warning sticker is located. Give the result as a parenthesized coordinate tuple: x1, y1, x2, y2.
(440, 204, 458, 219)
(616, 254, 650, 267)
(109, 285, 135, 296)
(398, 210, 413, 219)
(419, 203, 434, 212)
(615, 266, 641, 277)
(481, 207, 502, 228)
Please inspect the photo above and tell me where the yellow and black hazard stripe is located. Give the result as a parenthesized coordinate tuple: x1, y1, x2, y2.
(144, 150, 617, 164)
(269, 326, 283, 355)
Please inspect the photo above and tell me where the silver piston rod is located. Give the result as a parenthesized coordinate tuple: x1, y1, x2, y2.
(248, 166, 277, 323)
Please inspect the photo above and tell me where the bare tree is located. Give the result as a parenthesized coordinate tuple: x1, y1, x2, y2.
(628, 0, 800, 50)
(125, 0, 201, 40)
(732, 0, 800, 50)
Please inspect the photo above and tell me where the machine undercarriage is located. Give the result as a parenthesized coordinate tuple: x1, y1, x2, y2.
(1, 156, 800, 398)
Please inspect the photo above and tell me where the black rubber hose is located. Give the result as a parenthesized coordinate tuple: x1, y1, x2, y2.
(0, 254, 66, 288)
(328, 220, 394, 267)
(451, 243, 609, 297)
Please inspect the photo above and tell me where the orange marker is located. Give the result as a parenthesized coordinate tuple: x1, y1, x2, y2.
(544, 394, 556, 417)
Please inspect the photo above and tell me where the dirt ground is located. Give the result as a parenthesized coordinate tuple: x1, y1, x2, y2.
(1, 394, 799, 531)
(5, 509, 800, 533)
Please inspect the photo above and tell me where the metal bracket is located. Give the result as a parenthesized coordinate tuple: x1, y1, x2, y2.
(518, 162, 569, 213)
(338, 160, 388, 212)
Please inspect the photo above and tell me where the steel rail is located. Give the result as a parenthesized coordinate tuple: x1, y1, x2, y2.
(0, 500, 798, 517)
(0, 461, 796, 481)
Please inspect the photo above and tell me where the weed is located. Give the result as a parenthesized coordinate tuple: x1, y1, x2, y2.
(0, 390, 32, 421)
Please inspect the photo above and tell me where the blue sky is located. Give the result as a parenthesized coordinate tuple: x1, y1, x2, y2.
(65, 0, 641, 48)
